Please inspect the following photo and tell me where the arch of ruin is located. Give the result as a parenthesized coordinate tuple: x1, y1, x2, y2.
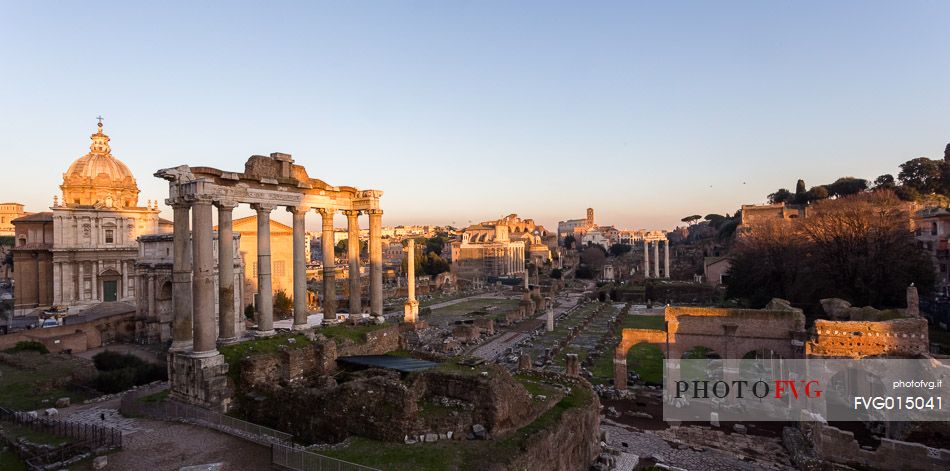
(614, 306, 807, 389)
(156, 153, 383, 409)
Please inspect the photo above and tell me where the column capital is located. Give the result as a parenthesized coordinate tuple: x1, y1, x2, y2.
(214, 199, 239, 211)
(315, 207, 336, 217)
(341, 209, 362, 218)
(168, 199, 191, 209)
(286, 204, 311, 214)
(252, 202, 277, 213)
(366, 209, 383, 216)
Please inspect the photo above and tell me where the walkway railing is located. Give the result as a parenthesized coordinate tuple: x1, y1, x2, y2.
(1, 409, 122, 471)
(119, 390, 291, 446)
(120, 389, 384, 471)
(272, 443, 381, 471)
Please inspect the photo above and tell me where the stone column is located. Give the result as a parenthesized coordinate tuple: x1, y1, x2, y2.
(191, 197, 217, 355)
(91, 261, 98, 301)
(289, 206, 309, 330)
(52, 262, 61, 304)
(368, 209, 384, 316)
(148, 274, 157, 320)
(78, 262, 85, 301)
(121, 261, 129, 299)
(643, 240, 650, 277)
(907, 284, 920, 318)
(653, 240, 659, 277)
(343, 210, 362, 315)
(404, 239, 419, 323)
(170, 202, 193, 352)
(317, 208, 337, 319)
(664, 239, 670, 279)
(253, 204, 276, 336)
(216, 201, 238, 343)
(614, 351, 628, 391)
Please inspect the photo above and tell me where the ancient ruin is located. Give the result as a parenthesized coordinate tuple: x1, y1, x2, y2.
(155, 153, 383, 410)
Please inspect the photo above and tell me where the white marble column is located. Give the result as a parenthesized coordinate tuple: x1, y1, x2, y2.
(289, 205, 309, 329)
(317, 208, 336, 319)
(343, 210, 362, 315)
(217, 201, 238, 343)
(653, 240, 659, 277)
(664, 240, 670, 279)
(368, 209, 383, 316)
(191, 196, 217, 355)
(253, 203, 276, 336)
(643, 240, 650, 277)
(170, 201, 193, 352)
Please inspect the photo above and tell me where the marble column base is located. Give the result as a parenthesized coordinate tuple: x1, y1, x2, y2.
(251, 329, 276, 337)
(216, 336, 240, 346)
(168, 340, 194, 353)
(291, 323, 310, 331)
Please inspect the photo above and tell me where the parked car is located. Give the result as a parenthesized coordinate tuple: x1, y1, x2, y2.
(41, 318, 61, 328)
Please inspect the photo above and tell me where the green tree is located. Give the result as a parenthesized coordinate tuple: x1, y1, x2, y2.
(273, 289, 293, 319)
(793, 179, 808, 204)
(826, 177, 868, 197)
(681, 215, 702, 225)
(608, 243, 632, 257)
(873, 174, 896, 191)
(727, 191, 934, 308)
(420, 252, 450, 276)
(898, 157, 941, 194)
(768, 188, 792, 204)
(805, 185, 829, 202)
(563, 234, 576, 249)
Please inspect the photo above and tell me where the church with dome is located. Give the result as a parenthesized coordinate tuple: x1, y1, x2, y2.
(12, 120, 168, 314)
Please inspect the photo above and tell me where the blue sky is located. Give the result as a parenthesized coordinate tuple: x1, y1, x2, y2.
(2, 1, 948, 231)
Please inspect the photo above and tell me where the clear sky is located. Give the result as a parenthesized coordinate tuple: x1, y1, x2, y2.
(2, 1, 948, 231)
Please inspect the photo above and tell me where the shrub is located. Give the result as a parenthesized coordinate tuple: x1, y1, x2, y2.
(93, 351, 145, 371)
(4, 340, 49, 354)
(91, 351, 167, 394)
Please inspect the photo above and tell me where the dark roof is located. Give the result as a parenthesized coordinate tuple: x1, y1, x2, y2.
(12, 212, 53, 223)
(336, 355, 437, 373)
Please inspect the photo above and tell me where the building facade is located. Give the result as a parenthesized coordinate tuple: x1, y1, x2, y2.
(135, 233, 245, 343)
(557, 207, 595, 242)
(228, 216, 295, 308)
(0, 203, 28, 236)
(914, 207, 950, 296)
(13, 121, 166, 315)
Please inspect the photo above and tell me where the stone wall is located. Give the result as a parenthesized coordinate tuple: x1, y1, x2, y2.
(503, 378, 601, 471)
(807, 318, 929, 358)
(807, 422, 949, 471)
(0, 310, 135, 353)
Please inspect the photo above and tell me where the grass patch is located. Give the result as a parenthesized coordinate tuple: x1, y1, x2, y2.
(627, 343, 664, 384)
(0, 354, 98, 410)
(0, 447, 26, 471)
(219, 333, 311, 381)
(1, 423, 71, 447)
(320, 324, 390, 345)
(321, 382, 593, 471)
(428, 299, 521, 319)
(621, 314, 665, 330)
(140, 389, 170, 403)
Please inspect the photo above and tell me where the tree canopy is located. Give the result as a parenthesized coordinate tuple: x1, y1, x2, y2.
(726, 190, 934, 308)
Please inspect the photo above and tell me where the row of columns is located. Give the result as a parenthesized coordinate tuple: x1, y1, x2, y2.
(642, 239, 671, 278)
(169, 198, 384, 356)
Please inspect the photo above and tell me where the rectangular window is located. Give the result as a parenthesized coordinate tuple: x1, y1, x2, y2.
(105, 230, 114, 244)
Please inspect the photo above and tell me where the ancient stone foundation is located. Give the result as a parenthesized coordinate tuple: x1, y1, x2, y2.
(168, 352, 232, 412)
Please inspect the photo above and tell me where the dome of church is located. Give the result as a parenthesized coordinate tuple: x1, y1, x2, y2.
(60, 121, 140, 208)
